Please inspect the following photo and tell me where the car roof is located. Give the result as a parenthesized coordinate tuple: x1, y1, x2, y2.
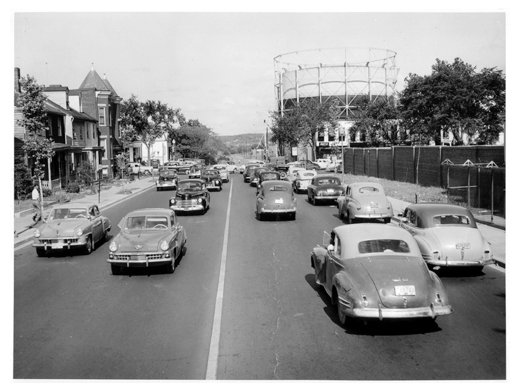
(124, 208, 173, 217)
(333, 224, 422, 258)
(262, 180, 291, 186)
(348, 182, 384, 189)
(406, 203, 476, 227)
(178, 178, 205, 183)
(315, 174, 341, 180)
(53, 202, 96, 209)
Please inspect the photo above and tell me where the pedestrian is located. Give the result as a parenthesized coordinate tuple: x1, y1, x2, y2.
(32, 184, 41, 222)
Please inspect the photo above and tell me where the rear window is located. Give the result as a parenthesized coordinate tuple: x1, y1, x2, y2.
(358, 239, 410, 254)
(318, 178, 340, 185)
(432, 214, 471, 225)
(268, 186, 288, 192)
(358, 186, 380, 194)
(302, 172, 315, 177)
(262, 173, 279, 180)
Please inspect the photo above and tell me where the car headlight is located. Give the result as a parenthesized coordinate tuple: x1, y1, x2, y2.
(198, 197, 203, 203)
(75, 227, 83, 237)
(160, 240, 169, 251)
(34, 229, 41, 238)
(109, 241, 118, 252)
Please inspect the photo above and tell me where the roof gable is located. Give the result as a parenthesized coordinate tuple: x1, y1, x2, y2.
(78, 65, 110, 91)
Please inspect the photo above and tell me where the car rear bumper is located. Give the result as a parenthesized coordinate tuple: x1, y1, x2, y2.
(352, 212, 393, 219)
(315, 195, 341, 200)
(426, 259, 494, 267)
(340, 299, 453, 320)
(259, 207, 296, 214)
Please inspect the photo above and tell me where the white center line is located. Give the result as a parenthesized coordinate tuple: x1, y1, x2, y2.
(205, 178, 233, 380)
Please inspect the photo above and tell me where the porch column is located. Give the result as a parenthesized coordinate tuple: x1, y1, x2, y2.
(47, 157, 52, 191)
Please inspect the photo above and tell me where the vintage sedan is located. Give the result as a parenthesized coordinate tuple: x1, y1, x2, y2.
(326, 160, 341, 172)
(243, 164, 260, 182)
(337, 182, 393, 224)
(311, 224, 453, 326)
(169, 179, 211, 214)
(250, 167, 269, 187)
(156, 169, 178, 191)
(397, 203, 493, 271)
(33, 203, 111, 257)
(292, 169, 317, 194)
(200, 169, 223, 191)
(314, 158, 331, 170)
(107, 208, 187, 275)
(211, 165, 230, 182)
(188, 164, 203, 179)
(274, 163, 290, 179)
(307, 175, 345, 205)
(256, 180, 297, 220)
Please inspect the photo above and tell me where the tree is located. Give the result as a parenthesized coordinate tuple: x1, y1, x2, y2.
(350, 97, 402, 146)
(16, 75, 55, 179)
(14, 155, 33, 200)
(269, 98, 341, 159)
(400, 58, 505, 145)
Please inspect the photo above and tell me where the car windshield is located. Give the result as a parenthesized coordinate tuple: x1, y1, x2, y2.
(203, 170, 219, 175)
(125, 216, 169, 230)
(301, 172, 315, 177)
(317, 178, 340, 185)
(262, 173, 279, 180)
(178, 182, 202, 191)
(49, 208, 88, 220)
(357, 186, 380, 194)
(358, 239, 411, 254)
(432, 214, 471, 226)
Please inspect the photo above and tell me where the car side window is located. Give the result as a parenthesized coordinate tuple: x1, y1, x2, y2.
(335, 236, 342, 258)
(407, 210, 417, 226)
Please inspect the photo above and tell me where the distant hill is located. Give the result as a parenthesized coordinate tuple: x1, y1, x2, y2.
(219, 133, 265, 149)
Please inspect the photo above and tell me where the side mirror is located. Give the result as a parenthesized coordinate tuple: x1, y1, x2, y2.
(327, 244, 334, 252)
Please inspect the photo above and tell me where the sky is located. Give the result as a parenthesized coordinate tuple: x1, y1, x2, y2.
(9, 3, 509, 137)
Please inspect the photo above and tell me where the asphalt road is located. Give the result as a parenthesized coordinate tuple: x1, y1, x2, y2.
(13, 173, 506, 380)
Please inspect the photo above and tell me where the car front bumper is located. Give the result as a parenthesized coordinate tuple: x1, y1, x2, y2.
(315, 195, 341, 200)
(157, 182, 177, 189)
(170, 204, 204, 212)
(107, 253, 173, 268)
(259, 207, 296, 214)
(352, 212, 393, 219)
(33, 236, 88, 250)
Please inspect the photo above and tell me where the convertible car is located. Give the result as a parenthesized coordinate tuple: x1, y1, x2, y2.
(311, 224, 453, 326)
(337, 182, 393, 224)
(169, 179, 211, 214)
(156, 169, 178, 191)
(397, 203, 494, 271)
(33, 203, 111, 256)
(307, 175, 345, 205)
(107, 208, 187, 275)
(201, 169, 223, 191)
(292, 169, 317, 194)
(256, 180, 297, 220)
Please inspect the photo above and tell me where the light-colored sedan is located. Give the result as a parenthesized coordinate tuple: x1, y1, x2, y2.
(314, 158, 331, 169)
(326, 160, 341, 172)
(211, 165, 230, 182)
(292, 169, 317, 194)
(311, 224, 453, 326)
(107, 208, 187, 275)
(33, 203, 111, 256)
(397, 203, 494, 272)
(337, 182, 393, 224)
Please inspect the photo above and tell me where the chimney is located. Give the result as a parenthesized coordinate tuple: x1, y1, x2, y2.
(14, 67, 21, 93)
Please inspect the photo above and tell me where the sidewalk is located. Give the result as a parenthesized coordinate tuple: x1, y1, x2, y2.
(14, 176, 157, 248)
(387, 197, 506, 268)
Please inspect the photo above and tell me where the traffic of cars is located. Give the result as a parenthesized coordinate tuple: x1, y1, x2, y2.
(33, 156, 495, 331)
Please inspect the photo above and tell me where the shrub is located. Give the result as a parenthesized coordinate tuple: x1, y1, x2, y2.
(14, 157, 33, 200)
(42, 188, 53, 197)
(65, 182, 80, 193)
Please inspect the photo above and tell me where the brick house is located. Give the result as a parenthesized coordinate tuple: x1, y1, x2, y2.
(70, 65, 122, 177)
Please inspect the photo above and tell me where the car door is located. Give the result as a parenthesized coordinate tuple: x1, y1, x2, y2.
(89, 206, 103, 241)
(324, 231, 343, 295)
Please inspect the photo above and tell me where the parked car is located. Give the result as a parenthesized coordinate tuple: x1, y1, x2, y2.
(313, 158, 331, 170)
(33, 203, 111, 257)
(337, 182, 393, 224)
(107, 208, 186, 275)
(243, 164, 260, 183)
(256, 180, 297, 221)
(292, 169, 317, 194)
(307, 175, 345, 205)
(311, 224, 453, 326)
(188, 164, 203, 179)
(326, 160, 341, 172)
(169, 179, 210, 214)
(156, 169, 178, 191)
(250, 167, 269, 187)
(126, 162, 153, 176)
(397, 203, 494, 272)
(200, 169, 223, 191)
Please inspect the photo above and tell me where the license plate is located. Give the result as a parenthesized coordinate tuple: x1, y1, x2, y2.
(456, 242, 471, 249)
(275, 199, 283, 204)
(51, 243, 63, 249)
(395, 285, 416, 296)
(137, 255, 146, 261)
(327, 188, 334, 194)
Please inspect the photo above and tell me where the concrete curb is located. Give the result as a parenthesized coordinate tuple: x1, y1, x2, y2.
(14, 182, 156, 249)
